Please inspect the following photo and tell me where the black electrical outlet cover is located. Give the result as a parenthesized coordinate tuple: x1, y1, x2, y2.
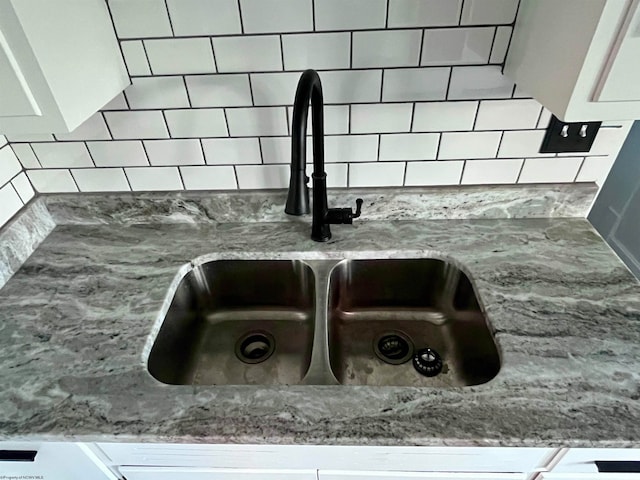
(539, 115, 602, 154)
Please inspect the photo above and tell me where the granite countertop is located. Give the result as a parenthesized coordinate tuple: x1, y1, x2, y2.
(0, 186, 639, 447)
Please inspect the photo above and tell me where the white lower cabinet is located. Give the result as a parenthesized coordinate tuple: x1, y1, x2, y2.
(119, 467, 317, 480)
(318, 471, 527, 480)
(540, 448, 640, 480)
(97, 444, 552, 474)
(0, 442, 117, 480)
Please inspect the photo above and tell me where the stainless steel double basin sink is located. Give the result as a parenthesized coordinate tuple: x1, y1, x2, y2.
(147, 259, 500, 387)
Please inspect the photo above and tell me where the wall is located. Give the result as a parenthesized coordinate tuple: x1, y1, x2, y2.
(0, 136, 35, 229)
(589, 121, 640, 279)
(3, 0, 634, 197)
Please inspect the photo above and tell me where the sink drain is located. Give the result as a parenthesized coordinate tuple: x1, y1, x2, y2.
(374, 332, 414, 365)
(235, 331, 275, 364)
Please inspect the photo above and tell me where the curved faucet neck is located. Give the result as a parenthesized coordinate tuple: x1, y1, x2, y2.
(285, 69, 327, 223)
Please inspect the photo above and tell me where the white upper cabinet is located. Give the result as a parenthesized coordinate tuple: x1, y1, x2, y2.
(0, 0, 129, 134)
(505, 0, 640, 122)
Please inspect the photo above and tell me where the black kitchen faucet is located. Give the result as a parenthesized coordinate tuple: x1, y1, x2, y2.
(285, 69, 363, 242)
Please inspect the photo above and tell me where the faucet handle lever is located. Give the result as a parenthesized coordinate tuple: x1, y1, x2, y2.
(353, 198, 363, 219)
(326, 198, 364, 225)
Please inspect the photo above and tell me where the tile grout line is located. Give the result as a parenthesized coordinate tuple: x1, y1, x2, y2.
(515, 158, 526, 183)
(68, 168, 82, 192)
(83, 141, 97, 168)
(459, 159, 467, 185)
(116, 24, 516, 42)
(236, 0, 245, 34)
(573, 157, 586, 183)
(141, 40, 154, 76)
(488, 27, 498, 64)
(163, 0, 175, 36)
(209, 38, 219, 73)
(182, 76, 193, 108)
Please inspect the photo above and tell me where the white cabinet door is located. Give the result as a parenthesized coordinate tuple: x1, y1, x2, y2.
(551, 448, 640, 474)
(119, 467, 317, 480)
(319, 471, 527, 480)
(594, 0, 640, 102)
(0, 443, 117, 480)
(0, 0, 128, 134)
(0, 29, 40, 117)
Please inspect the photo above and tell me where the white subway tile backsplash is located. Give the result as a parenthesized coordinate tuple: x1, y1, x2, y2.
(461, 158, 523, 185)
(321, 70, 382, 104)
(102, 93, 129, 111)
(213, 36, 282, 73)
(388, 0, 462, 28)
(7, 134, 55, 143)
(202, 138, 262, 165)
(287, 106, 350, 135)
(461, 0, 520, 25)
(125, 167, 183, 191)
(589, 127, 631, 157)
(10, 144, 41, 169)
(314, 0, 387, 31)
(351, 104, 413, 134)
(325, 164, 349, 188)
(250, 72, 301, 106)
(226, 107, 288, 137)
(72, 168, 131, 192)
(31, 143, 93, 169)
(104, 111, 169, 139)
(240, 0, 312, 33)
(326, 135, 379, 163)
(490, 27, 512, 64)
(475, 99, 542, 131)
(405, 161, 464, 186)
(164, 109, 228, 138)
(185, 75, 252, 107)
(0, 146, 22, 185)
(121, 41, 151, 76)
(448, 66, 514, 100)
(439, 131, 502, 159)
(108, 0, 173, 38)
(236, 164, 289, 189)
(413, 102, 479, 132)
(14, 0, 624, 196)
(576, 156, 615, 185)
(379, 134, 439, 161)
(0, 136, 6, 148)
(166, 0, 241, 36)
(498, 130, 554, 158)
(145, 39, 216, 75)
(180, 166, 238, 190)
(421, 28, 494, 66)
(352, 30, 422, 68)
(260, 137, 298, 164)
(0, 183, 23, 227)
(124, 77, 190, 109)
(144, 139, 205, 166)
(349, 162, 405, 187)
(382, 68, 450, 102)
(87, 141, 149, 167)
(537, 108, 553, 129)
(518, 157, 583, 184)
(282, 33, 351, 70)
(55, 113, 111, 141)
(11, 173, 35, 204)
(27, 169, 78, 193)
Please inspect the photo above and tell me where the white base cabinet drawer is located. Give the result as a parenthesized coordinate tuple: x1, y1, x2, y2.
(541, 475, 640, 480)
(552, 448, 640, 473)
(119, 467, 317, 480)
(319, 471, 527, 480)
(0, 442, 116, 480)
(97, 444, 552, 473)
